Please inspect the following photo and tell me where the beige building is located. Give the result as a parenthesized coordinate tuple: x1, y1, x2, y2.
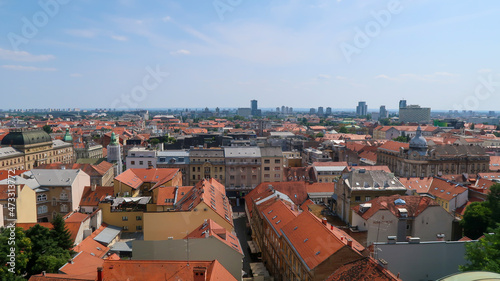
(0, 183, 37, 226)
(188, 148, 225, 186)
(74, 141, 103, 160)
(224, 147, 261, 189)
(0, 129, 74, 170)
(260, 147, 284, 182)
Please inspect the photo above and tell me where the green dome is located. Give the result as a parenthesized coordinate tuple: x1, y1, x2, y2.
(63, 128, 73, 142)
(1, 130, 52, 146)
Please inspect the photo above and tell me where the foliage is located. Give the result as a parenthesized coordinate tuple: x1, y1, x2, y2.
(380, 118, 391, 126)
(51, 214, 74, 251)
(235, 124, 241, 129)
(487, 184, 500, 224)
(315, 132, 324, 138)
(338, 126, 348, 133)
(150, 138, 160, 145)
(42, 125, 52, 134)
(393, 136, 409, 142)
(461, 202, 492, 240)
(471, 123, 475, 130)
(460, 224, 500, 273)
(0, 227, 32, 276)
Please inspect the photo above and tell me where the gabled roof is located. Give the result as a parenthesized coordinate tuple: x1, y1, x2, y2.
(325, 257, 402, 281)
(377, 141, 409, 153)
(280, 211, 365, 271)
(114, 168, 179, 190)
(429, 178, 468, 201)
(352, 195, 440, 220)
(305, 183, 335, 194)
(31, 169, 82, 186)
(59, 251, 104, 279)
(259, 199, 299, 237)
(398, 177, 433, 193)
(80, 186, 114, 206)
(185, 219, 243, 255)
(245, 182, 309, 216)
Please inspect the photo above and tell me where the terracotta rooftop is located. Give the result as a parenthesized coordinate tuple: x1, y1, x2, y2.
(259, 199, 299, 237)
(0, 169, 27, 181)
(185, 219, 243, 255)
(28, 273, 95, 281)
(377, 141, 409, 153)
(80, 186, 114, 206)
(325, 256, 401, 281)
(312, 161, 348, 167)
(59, 251, 104, 280)
(352, 195, 440, 220)
(101, 259, 237, 281)
(114, 168, 179, 190)
(281, 210, 365, 270)
(344, 165, 391, 173)
(429, 178, 468, 201)
(305, 182, 335, 193)
(398, 177, 433, 193)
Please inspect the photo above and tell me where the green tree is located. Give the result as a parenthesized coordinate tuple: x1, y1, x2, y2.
(316, 132, 324, 138)
(460, 225, 500, 273)
(25, 224, 66, 276)
(150, 138, 160, 145)
(471, 123, 475, 130)
(393, 136, 409, 142)
(0, 227, 32, 276)
(42, 125, 52, 134)
(461, 202, 492, 240)
(338, 126, 348, 133)
(380, 118, 391, 126)
(50, 214, 74, 251)
(487, 184, 500, 225)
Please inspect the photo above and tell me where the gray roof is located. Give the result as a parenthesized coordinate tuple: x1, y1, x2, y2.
(157, 150, 189, 157)
(94, 225, 121, 245)
(110, 241, 133, 252)
(31, 169, 81, 186)
(269, 132, 295, 138)
(224, 147, 261, 158)
(52, 139, 72, 148)
(189, 149, 224, 158)
(345, 170, 406, 191)
(0, 147, 23, 159)
(0, 171, 40, 190)
(260, 147, 283, 157)
(433, 144, 487, 157)
(314, 166, 345, 172)
(111, 197, 151, 207)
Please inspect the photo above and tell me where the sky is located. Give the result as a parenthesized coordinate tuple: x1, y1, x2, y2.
(1, 0, 500, 111)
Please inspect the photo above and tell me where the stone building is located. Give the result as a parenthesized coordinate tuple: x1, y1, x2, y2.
(377, 126, 489, 177)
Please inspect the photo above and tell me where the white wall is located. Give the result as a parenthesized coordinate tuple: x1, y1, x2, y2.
(413, 206, 454, 241)
(71, 171, 91, 211)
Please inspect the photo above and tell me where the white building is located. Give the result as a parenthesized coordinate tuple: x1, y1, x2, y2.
(125, 147, 157, 169)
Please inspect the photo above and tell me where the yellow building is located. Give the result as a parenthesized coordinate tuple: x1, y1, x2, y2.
(144, 178, 233, 240)
(0, 183, 37, 226)
(0, 129, 74, 170)
(99, 200, 149, 232)
(188, 148, 225, 185)
(260, 147, 284, 182)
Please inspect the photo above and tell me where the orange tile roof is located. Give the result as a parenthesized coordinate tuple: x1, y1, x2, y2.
(259, 199, 299, 237)
(352, 195, 439, 220)
(80, 186, 114, 207)
(398, 177, 433, 193)
(59, 251, 104, 280)
(176, 178, 233, 226)
(281, 211, 365, 270)
(185, 219, 243, 255)
(429, 178, 468, 201)
(489, 156, 500, 171)
(28, 273, 95, 281)
(300, 199, 315, 211)
(470, 178, 496, 194)
(325, 256, 401, 281)
(0, 169, 27, 181)
(16, 222, 53, 231)
(101, 259, 237, 281)
(305, 182, 335, 193)
(345, 166, 391, 173)
(114, 168, 179, 190)
(156, 186, 177, 206)
(245, 182, 309, 216)
(378, 141, 409, 153)
(312, 162, 348, 167)
(73, 234, 110, 258)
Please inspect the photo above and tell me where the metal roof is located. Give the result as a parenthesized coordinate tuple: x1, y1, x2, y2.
(94, 225, 121, 245)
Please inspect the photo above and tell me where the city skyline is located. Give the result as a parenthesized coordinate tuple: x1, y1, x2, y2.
(1, 1, 500, 110)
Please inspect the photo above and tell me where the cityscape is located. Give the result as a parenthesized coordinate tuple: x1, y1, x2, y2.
(2, 1, 500, 281)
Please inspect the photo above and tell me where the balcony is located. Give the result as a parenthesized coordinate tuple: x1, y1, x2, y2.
(226, 161, 261, 166)
(190, 160, 225, 165)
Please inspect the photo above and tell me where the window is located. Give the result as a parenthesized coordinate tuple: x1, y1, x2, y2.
(122, 216, 128, 221)
(365, 196, 371, 202)
(60, 193, 68, 200)
(230, 175, 235, 180)
(37, 194, 47, 202)
(123, 226, 129, 230)
(275, 174, 280, 178)
(264, 167, 270, 171)
(241, 175, 246, 180)
(193, 175, 196, 180)
(274, 167, 281, 171)
(147, 161, 152, 166)
(136, 216, 142, 220)
(275, 159, 281, 164)
(136, 225, 142, 231)
(60, 204, 68, 212)
(192, 167, 196, 172)
(131, 161, 135, 165)
(264, 159, 270, 164)
(354, 196, 361, 202)
(139, 161, 143, 165)
(264, 174, 270, 178)
(37, 205, 48, 214)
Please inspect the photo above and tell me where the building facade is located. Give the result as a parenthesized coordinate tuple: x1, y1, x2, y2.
(189, 148, 225, 186)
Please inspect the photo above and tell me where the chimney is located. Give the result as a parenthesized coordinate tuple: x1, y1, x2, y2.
(330, 225, 334, 230)
(42, 271, 46, 277)
(91, 184, 96, 192)
(437, 233, 445, 241)
(387, 236, 396, 244)
(347, 239, 353, 248)
(322, 217, 327, 226)
(377, 259, 388, 269)
(193, 267, 207, 281)
(97, 267, 103, 281)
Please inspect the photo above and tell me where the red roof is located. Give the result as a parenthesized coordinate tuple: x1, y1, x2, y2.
(398, 177, 433, 193)
(185, 219, 243, 255)
(281, 210, 365, 270)
(0, 169, 27, 181)
(114, 168, 179, 190)
(352, 195, 440, 220)
(101, 260, 237, 281)
(325, 257, 401, 281)
(378, 141, 409, 153)
(305, 182, 335, 193)
(245, 182, 309, 217)
(429, 178, 468, 201)
(59, 251, 104, 280)
(80, 186, 114, 207)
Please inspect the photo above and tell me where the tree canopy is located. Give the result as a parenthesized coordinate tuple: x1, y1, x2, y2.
(460, 224, 500, 273)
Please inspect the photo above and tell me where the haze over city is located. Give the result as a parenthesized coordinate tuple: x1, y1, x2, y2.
(1, 0, 500, 110)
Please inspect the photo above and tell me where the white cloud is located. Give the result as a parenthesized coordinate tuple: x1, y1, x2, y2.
(111, 35, 128, 41)
(162, 16, 172, 22)
(70, 73, 82, 77)
(317, 74, 330, 80)
(170, 49, 191, 56)
(478, 68, 492, 73)
(2, 65, 56, 71)
(434, 72, 459, 77)
(335, 76, 347, 80)
(375, 74, 396, 80)
(0, 48, 54, 62)
(65, 29, 97, 38)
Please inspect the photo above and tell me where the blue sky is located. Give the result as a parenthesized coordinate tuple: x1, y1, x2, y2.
(1, 0, 500, 111)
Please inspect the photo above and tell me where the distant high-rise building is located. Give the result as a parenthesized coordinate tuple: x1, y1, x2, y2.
(379, 105, 388, 120)
(399, 99, 407, 109)
(281, 106, 286, 113)
(310, 108, 316, 115)
(325, 107, 332, 115)
(289, 107, 293, 113)
(356, 101, 367, 116)
(285, 107, 289, 114)
(318, 107, 324, 115)
(251, 100, 258, 116)
(276, 107, 280, 113)
(399, 105, 431, 124)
